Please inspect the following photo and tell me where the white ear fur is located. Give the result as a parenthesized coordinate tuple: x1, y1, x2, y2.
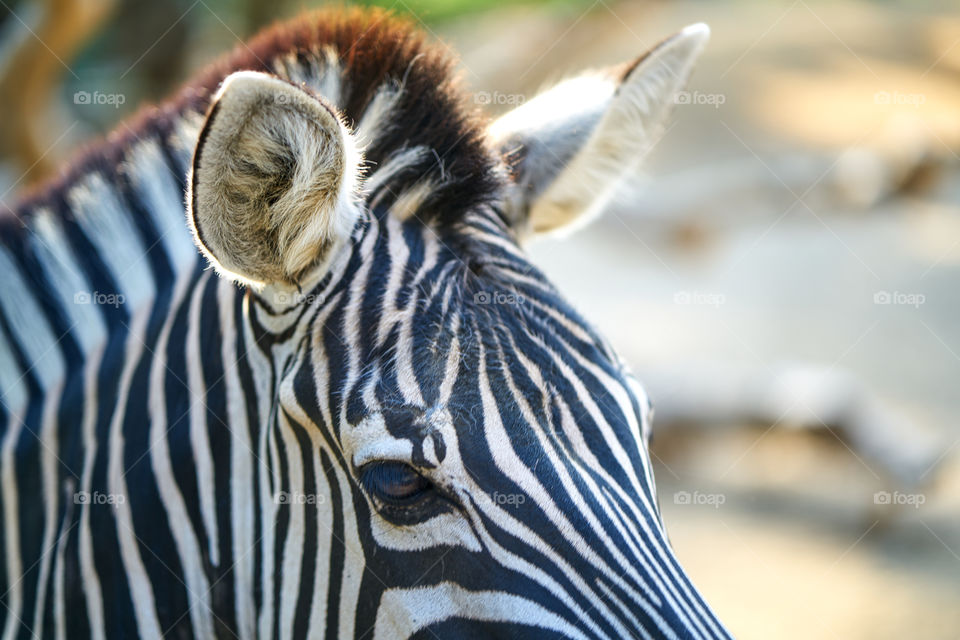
(489, 23, 710, 237)
(187, 71, 361, 289)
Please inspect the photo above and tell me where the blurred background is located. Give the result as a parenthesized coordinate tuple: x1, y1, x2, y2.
(1, 0, 959, 637)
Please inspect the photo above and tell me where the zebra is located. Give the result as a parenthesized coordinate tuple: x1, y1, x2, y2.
(0, 8, 732, 639)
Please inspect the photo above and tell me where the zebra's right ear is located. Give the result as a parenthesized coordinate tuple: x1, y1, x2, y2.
(187, 71, 361, 290)
(488, 24, 709, 238)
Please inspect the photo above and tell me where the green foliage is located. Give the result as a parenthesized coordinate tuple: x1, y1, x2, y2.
(348, 0, 594, 23)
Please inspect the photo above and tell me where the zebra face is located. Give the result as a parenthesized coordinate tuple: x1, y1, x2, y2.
(326, 219, 691, 638)
(187, 16, 729, 640)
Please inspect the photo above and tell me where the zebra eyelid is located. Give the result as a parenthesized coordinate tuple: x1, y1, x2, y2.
(350, 440, 415, 472)
(358, 461, 435, 510)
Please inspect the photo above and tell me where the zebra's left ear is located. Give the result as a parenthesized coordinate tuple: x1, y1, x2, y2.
(488, 23, 709, 237)
(187, 71, 361, 290)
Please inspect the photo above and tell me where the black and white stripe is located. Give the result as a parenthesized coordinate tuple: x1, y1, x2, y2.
(0, 9, 730, 639)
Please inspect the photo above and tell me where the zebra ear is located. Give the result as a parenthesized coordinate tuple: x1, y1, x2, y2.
(488, 23, 709, 237)
(187, 71, 361, 289)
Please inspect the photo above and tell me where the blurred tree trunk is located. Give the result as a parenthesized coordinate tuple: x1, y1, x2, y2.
(0, 0, 116, 187)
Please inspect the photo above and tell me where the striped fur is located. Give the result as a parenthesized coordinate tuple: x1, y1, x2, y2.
(0, 8, 730, 639)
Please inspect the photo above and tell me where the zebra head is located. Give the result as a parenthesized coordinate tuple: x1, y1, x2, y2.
(186, 12, 728, 639)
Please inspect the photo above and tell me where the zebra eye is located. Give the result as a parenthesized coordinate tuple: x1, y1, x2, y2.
(359, 462, 431, 506)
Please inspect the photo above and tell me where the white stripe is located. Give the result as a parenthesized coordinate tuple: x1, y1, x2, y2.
(500, 336, 673, 620)
(31, 209, 106, 354)
(538, 334, 712, 637)
(0, 245, 65, 640)
(305, 441, 332, 634)
(77, 350, 106, 640)
(596, 580, 654, 640)
(474, 336, 635, 640)
(168, 114, 204, 171)
(0, 246, 65, 389)
(276, 408, 305, 640)
(288, 309, 367, 640)
(220, 278, 256, 640)
(0, 322, 27, 416)
(316, 47, 342, 107)
(148, 270, 215, 639)
(545, 334, 723, 638)
(125, 140, 198, 277)
(68, 174, 153, 311)
(22, 210, 83, 635)
(419, 336, 608, 640)
(241, 290, 280, 640)
(364, 147, 430, 203)
(0, 405, 25, 640)
(31, 379, 66, 638)
(436, 313, 460, 405)
(107, 308, 163, 638)
(334, 458, 363, 640)
(52, 480, 76, 640)
(280, 317, 335, 636)
(339, 221, 379, 430)
(374, 583, 590, 640)
(388, 180, 436, 222)
(356, 84, 400, 147)
(186, 274, 220, 567)
(375, 216, 410, 346)
(391, 229, 439, 406)
(257, 373, 281, 640)
(553, 396, 688, 634)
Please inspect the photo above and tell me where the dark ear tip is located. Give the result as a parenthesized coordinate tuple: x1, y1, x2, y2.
(620, 22, 711, 82)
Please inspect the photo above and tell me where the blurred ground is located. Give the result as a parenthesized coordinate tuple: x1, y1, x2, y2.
(2, 1, 959, 638)
(442, 1, 960, 638)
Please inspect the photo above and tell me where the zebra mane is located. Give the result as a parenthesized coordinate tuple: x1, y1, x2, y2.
(5, 7, 502, 225)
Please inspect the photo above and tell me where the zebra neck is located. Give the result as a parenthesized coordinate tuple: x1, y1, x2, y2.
(0, 112, 206, 417)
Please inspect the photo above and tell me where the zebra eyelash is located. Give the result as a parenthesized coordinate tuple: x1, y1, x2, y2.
(356, 461, 468, 528)
(358, 461, 433, 507)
